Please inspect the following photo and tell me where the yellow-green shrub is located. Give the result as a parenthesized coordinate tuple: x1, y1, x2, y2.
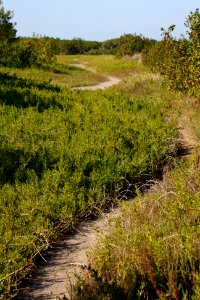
(142, 9, 200, 95)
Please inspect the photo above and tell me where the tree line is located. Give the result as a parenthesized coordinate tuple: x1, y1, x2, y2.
(2, 0, 199, 95)
(0, 0, 155, 68)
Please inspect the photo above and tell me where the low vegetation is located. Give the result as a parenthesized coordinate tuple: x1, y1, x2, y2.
(57, 54, 145, 76)
(0, 62, 106, 89)
(0, 1, 199, 298)
(0, 58, 177, 297)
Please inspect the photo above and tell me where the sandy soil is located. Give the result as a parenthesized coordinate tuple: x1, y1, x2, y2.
(72, 76, 121, 90)
(69, 63, 122, 90)
(17, 209, 120, 300)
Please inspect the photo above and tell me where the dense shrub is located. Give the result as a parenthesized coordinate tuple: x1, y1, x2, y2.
(0, 37, 56, 68)
(55, 37, 102, 55)
(116, 34, 156, 58)
(0, 1, 56, 68)
(142, 9, 200, 94)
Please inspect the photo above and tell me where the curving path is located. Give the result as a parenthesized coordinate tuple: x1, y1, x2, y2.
(17, 65, 122, 300)
(16, 65, 198, 300)
(70, 63, 122, 90)
(17, 125, 197, 300)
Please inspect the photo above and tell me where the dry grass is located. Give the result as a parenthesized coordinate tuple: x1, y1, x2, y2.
(74, 153, 200, 299)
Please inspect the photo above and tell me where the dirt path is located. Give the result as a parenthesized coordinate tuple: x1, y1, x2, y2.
(17, 209, 120, 300)
(72, 76, 121, 90)
(17, 65, 123, 299)
(70, 63, 122, 90)
(16, 66, 198, 299)
(17, 125, 198, 300)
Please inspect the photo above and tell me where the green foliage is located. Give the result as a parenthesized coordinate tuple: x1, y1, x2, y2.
(116, 34, 156, 58)
(142, 9, 200, 94)
(51, 34, 155, 56)
(0, 62, 176, 296)
(0, 0, 56, 69)
(0, 0, 16, 43)
(54, 37, 102, 55)
(101, 38, 119, 55)
(0, 37, 56, 68)
(0, 0, 17, 68)
(186, 8, 200, 40)
(77, 155, 200, 299)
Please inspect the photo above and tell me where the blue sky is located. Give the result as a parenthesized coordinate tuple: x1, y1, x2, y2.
(4, 1, 200, 41)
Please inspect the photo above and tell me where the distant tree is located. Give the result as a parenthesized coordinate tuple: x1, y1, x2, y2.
(54, 38, 102, 55)
(142, 9, 200, 92)
(185, 8, 200, 40)
(0, 0, 16, 43)
(101, 38, 119, 54)
(116, 34, 155, 57)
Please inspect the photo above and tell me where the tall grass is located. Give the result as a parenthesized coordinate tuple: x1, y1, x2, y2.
(77, 154, 200, 299)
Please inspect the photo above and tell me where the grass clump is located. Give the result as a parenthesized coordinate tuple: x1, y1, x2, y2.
(76, 154, 200, 299)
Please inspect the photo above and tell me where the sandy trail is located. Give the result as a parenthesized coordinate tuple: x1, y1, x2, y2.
(17, 65, 122, 299)
(72, 76, 121, 90)
(17, 126, 197, 299)
(69, 63, 122, 90)
(17, 209, 119, 300)
(16, 64, 198, 299)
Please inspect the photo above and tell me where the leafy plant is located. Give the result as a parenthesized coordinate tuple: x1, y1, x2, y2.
(142, 9, 200, 95)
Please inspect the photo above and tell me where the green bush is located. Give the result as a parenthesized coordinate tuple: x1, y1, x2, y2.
(142, 9, 200, 94)
(0, 37, 56, 68)
(116, 34, 156, 58)
(0, 1, 56, 69)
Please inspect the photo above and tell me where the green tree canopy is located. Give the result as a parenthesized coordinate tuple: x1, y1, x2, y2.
(0, 0, 16, 43)
(185, 8, 200, 40)
(116, 33, 156, 57)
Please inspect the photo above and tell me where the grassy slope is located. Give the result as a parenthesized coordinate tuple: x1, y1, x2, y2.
(0, 56, 177, 298)
(0, 63, 106, 89)
(56, 54, 145, 76)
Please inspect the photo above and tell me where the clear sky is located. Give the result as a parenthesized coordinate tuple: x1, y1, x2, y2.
(4, 1, 200, 41)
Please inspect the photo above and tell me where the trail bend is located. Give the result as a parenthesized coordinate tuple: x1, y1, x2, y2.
(70, 63, 122, 90)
